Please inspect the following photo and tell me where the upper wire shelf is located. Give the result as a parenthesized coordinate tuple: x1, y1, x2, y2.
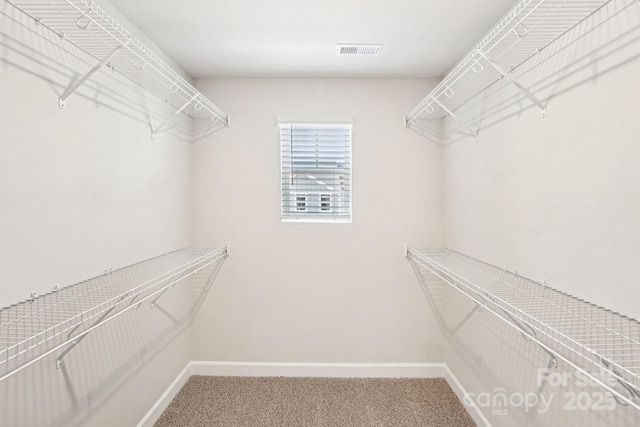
(6, 0, 228, 140)
(406, 246, 640, 411)
(0, 244, 229, 383)
(405, 0, 613, 137)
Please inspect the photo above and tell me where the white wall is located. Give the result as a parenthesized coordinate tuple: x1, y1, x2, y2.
(5, 0, 638, 425)
(191, 78, 444, 363)
(0, 1, 196, 425)
(440, 1, 640, 425)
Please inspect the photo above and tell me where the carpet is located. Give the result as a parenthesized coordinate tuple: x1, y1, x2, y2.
(154, 376, 476, 426)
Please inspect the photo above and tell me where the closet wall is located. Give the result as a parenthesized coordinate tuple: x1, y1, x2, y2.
(191, 78, 445, 364)
(441, 4, 640, 426)
(4, 0, 639, 424)
(0, 1, 195, 426)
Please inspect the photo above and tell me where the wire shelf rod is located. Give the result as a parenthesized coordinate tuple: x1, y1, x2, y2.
(54, 248, 227, 368)
(440, 249, 640, 348)
(439, 0, 639, 143)
(5, 0, 229, 138)
(411, 262, 633, 402)
(409, 249, 634, 352)
(0, 245, 229, 382)
(405, 0, 617, 128)
(406, 246, 640, 411)
(0, 15, 194, 137)
(406, 0, 544, 120)
(1, 247, 228, 372)
(0, 248, 193, 328)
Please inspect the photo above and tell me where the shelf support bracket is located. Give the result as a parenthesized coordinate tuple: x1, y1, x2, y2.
(493, 300, 557, 367)
(190, 254, 228, 319)
(151, 94, 199, 139)
(56, 303, 118, 368)
(536, 356, 560, 396)
(59, 43, 126, 109)
(404, 119, 444, 146)
(599, 357, 640, 405)
(451, 303, 482, 335)
(191, 118, 228, 143)
(477, 50, 547, 117)
(406, 257, 451, 338)
(150, 246, 229, 310)
(149, 268, 194, 309)
(432, 98, 479, 142)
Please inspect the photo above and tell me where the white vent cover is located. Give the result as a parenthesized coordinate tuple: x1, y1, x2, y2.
(336, 44, 382, 56)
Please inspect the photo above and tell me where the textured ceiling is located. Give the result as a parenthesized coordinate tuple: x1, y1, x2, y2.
(107, 0, 515, 78)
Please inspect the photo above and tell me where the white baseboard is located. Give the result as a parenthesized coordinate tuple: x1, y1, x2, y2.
(138, 361, 490, 427)
(136, 363, 192, 427)
(443, 364, 492, 427)
(190, 361, 445, 378)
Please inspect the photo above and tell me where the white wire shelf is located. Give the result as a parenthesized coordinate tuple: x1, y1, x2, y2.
(406, 246, 640, 411)
(405, 0, 614, 135)
(0, 244, 229, 382)
(5, 0, 228, 140)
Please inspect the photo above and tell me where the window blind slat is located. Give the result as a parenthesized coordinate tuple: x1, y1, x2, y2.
(280, 123, 352, 222)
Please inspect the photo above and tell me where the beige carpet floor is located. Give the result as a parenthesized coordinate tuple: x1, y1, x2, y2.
(154, 376, 476, 427)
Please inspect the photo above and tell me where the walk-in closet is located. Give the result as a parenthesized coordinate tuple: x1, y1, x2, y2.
(1, 0, 639, 426)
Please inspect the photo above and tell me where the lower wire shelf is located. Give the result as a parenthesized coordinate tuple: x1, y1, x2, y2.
(406, 246, 640, 411)
(0, 244, 229, 382)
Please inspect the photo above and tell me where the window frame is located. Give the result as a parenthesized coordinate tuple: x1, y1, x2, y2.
(278, 117, 353, 223)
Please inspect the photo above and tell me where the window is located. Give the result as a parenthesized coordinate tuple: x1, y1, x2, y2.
(295, 194, 307, 211)
(320, 194, 331, 212)
(280, 120, 352, 222)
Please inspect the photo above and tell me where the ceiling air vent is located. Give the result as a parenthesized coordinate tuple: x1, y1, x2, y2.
(336, 44, 382, 56)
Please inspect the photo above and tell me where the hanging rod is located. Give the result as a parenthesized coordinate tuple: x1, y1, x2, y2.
(6, 0, 229, 140)
(0, 244, 229, 382)
(405, 0, 616, 135)
(406, 246, 640, 411)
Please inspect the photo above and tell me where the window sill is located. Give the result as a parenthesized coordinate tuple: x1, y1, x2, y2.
(282, 217, 352, 224)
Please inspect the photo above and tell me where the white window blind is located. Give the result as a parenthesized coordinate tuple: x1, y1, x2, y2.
(280, 122, 352, 222)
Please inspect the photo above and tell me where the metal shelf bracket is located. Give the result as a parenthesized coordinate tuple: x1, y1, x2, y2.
(151, 94, 199, 139)
(56, 299, 120, 368)
(432, 98, 479, 142)
(476, 50, 547, 118)
(149, 268, 192, 309)
(599, 356, 640, 406)
(59, 43, 128, 109)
